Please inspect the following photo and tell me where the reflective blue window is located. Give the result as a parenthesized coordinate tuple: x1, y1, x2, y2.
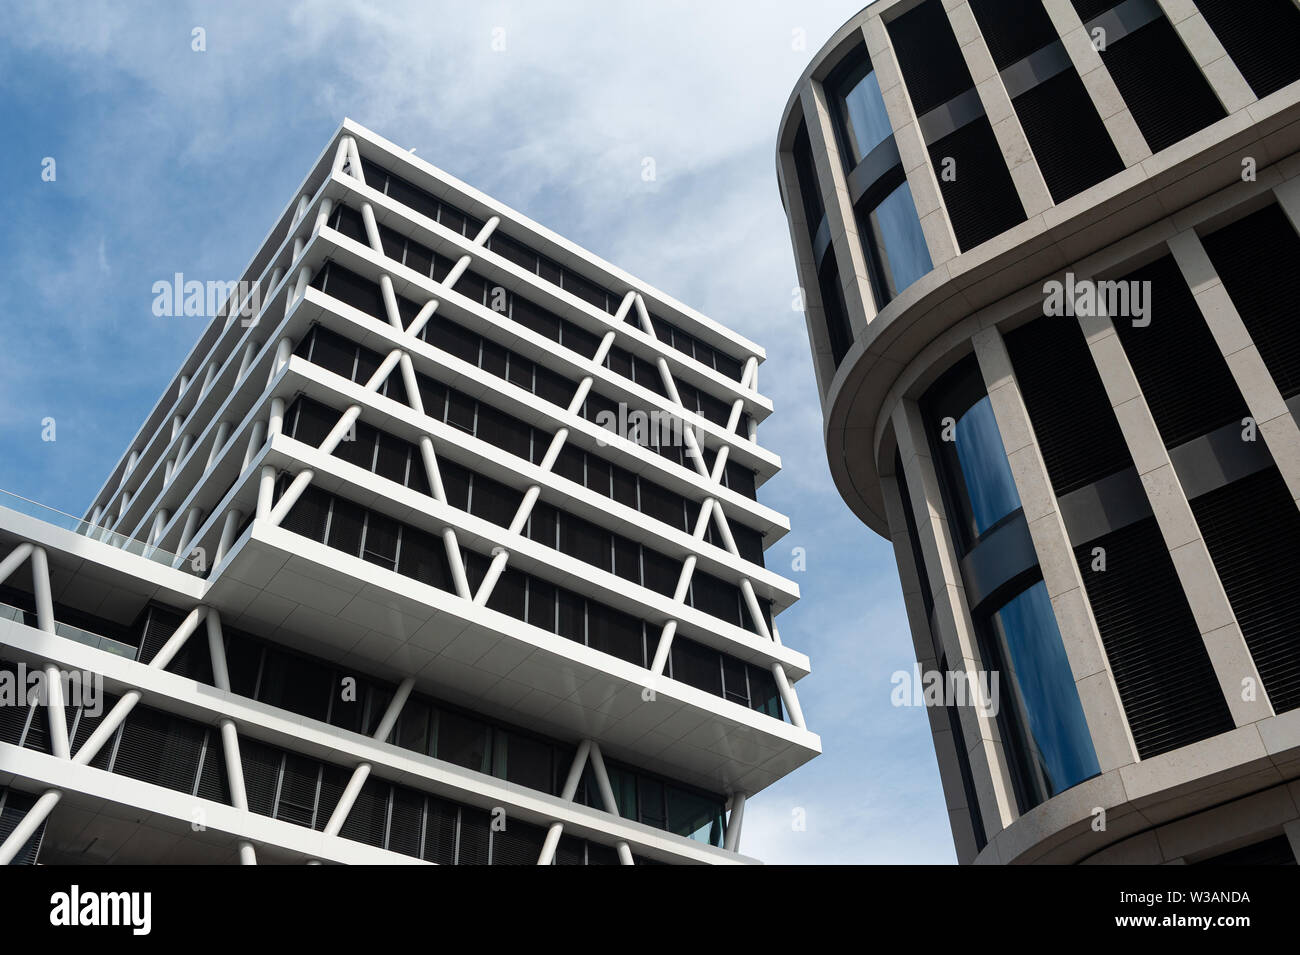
(986, 581, 1100, 808)
(952, 395, 1021, 536)
(838, 66, 893, 165)
(865, 180, 933, 301)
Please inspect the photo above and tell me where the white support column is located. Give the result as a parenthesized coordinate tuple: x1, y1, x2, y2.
(268, 337, 294, 386)
(148, 510, 169, 548)
(214, 508, 243, 568)
(649, 620, 676, 677)
(722, 792, 747, 852)
(30, 546, 54, 634)
(206, 421, 231, 469)
(0, 542, 33, 586)
(346, 137, 365, 184)
(537, 740, 592, 865)
(313, 196, 335, 235)
(0, 790, 61, 865)
(242, 419, 267, 472)
(268, 396, 286, 438)
(256, 465, 278, 519)
(206, 612, 257, 865)
(770, 662, 806, 730)
(200, 360, 218, 398)
(587, 742, 634, 865)
(237, 340, 259, 381)
(0, 607, 208, 864)
(320, 677, 416, 840)
(267, 470, 314, 526)
(178, 506, 202, 558)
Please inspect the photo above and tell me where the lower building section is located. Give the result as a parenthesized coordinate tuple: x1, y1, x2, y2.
(0, 507, 789, 865)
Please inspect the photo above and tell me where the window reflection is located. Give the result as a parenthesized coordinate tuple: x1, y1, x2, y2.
(837, 65, 893, 165)
(984, 581, 1100, 810)
(865, 180, 933, 302)
(952, 395, 1021, 536)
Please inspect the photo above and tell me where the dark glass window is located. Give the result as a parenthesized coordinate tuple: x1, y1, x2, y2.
(792, 121, 825, 243)
(436, 709, 491, 774)
(671, 638, 723, 697)
(857, 177, 933, 305)
(831, 55, 893, 166)
(923, 356, 1021, 551)
(979, 581, 1100, 811)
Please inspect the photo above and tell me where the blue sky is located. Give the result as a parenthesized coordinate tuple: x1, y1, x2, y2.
(0, 0, 953, 863)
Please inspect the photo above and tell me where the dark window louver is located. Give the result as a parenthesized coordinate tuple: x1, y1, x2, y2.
(928, 117, 1027, 251)
(1193, 0, 1300, 98)
(275, 754, 323, 828)
(136, 604, 212, 683)
(0, 789, 46, 864)
(1076, 517, 1234, 759)
(0, 666, 35, 746)
(423, 798, 459, 865)
(387, 788, 425, 858)
(968, 0, 1060, 69)
(1012, 69, 1126, 203)
(112, 706, 206, 795)
(492, 819, 548, 865)
(71, 692, 119, 771)
(339, 778, 388, 848)
(1099, 16, 1227, 153)
(888, 0, 975, 115)
(195, 733, 230, 804)
(555, 834, 586, 866)
(1112, 255, 1247, 447)
(457, 807, 492, 865)
(1201, 204, 1300, 400)
(239, 740, 282, 817)
(1070, 0, 1120, 22)
(1005, 317, 1132, 494)
(1191, 467, 1300, 714)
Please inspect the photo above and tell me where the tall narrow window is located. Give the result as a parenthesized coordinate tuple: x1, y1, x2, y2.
(859, 179, 933, 304)
(923, 356, 1022, 552)
(980, 581, 1100, 811)
(833, 59, 892, 165)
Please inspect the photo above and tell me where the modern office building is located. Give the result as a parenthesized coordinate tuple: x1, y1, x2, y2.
(777, 0, 1300, 864)
(0, 119, 817, 865)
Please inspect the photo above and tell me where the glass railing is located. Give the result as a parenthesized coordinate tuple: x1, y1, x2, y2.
(0, 488, 197, 574)
(0, 600, 138, 659)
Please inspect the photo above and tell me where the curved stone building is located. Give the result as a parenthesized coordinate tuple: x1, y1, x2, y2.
(777, 0, 1300, 863)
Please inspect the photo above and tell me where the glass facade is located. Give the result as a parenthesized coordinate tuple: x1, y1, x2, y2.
(918, 355, 1098, 815)
(924, 357, 1021, 551)
(862, 180, 933, 304)
(982, 581, 1100, 810)
(951, 395, 1020, 537)
(835, 61, 893, 165)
